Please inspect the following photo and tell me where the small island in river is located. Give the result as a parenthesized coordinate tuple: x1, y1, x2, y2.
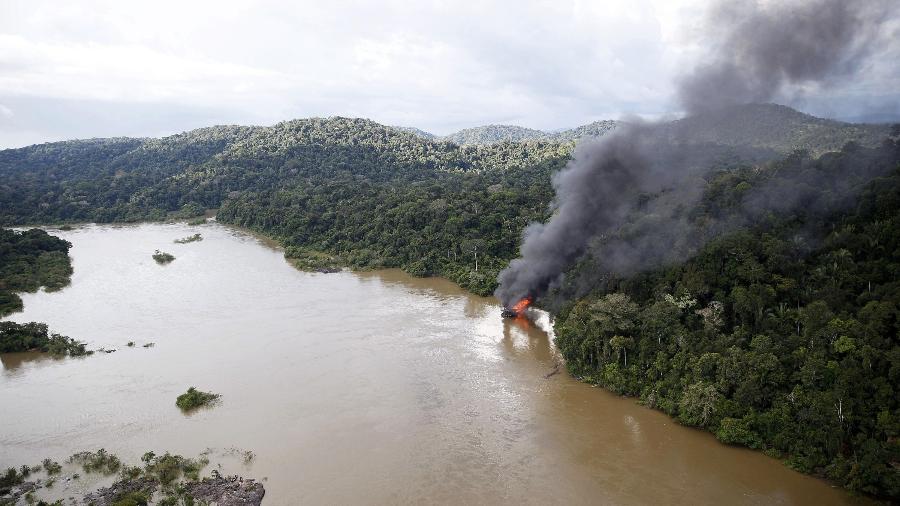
(176, 387, 221, 411)
(174, 233, 203, 244)
(152, 250, 175, 264)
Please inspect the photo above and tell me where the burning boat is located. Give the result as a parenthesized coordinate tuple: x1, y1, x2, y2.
(501, 296, 533, 318)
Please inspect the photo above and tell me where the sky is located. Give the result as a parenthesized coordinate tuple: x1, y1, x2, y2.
(1, 0, 898, 148)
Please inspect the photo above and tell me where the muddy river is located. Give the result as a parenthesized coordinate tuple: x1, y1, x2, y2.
(0, 223, 872, 504)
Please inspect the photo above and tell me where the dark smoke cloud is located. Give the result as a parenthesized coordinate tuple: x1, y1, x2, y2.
(495, 0, 899, 307)
(496, 123, 661, 304)
(679, 0, 892, 115)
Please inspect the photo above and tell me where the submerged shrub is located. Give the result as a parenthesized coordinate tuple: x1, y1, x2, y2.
(152, 251, 175, 264)
(41, 458, 62, 475)
(175, 387, 220, 411)
(0, 467, 25, 490)
(68, 448, 122, 475)
(111, 490, 150, 506)
(174, 233, 202, 244)
(141, 452, 208, 485)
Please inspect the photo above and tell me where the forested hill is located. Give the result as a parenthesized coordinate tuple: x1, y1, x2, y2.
(407, 104, 888, 149)
(438, 124, 552, 144)
(434, 121, 619, 145)
(0, 106, 894, 296)
(659, 103, 891, 156)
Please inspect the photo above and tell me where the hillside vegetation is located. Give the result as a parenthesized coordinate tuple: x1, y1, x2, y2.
(439, 124, 551, 144)
(420, 120, 619, 145)
(660, 104, 890, 156)
(405, 105, 886, 150)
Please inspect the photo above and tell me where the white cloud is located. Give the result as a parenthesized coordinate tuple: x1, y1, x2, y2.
(0, 0, 897, 148)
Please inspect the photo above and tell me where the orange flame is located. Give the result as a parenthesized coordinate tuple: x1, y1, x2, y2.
(511, 296, 533, 315)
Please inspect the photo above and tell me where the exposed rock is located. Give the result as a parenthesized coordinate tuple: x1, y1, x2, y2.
(81, 477, 157, 506)
(184, 475, 265, 506)
(1, 480, 37, 504)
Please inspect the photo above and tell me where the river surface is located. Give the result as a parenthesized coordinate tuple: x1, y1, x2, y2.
(0, 223, 873, 505)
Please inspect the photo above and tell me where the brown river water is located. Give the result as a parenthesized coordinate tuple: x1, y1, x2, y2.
(0, 223, 874, 505)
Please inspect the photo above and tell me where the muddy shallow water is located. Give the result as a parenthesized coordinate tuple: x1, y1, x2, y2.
(0, 223, 873, 505)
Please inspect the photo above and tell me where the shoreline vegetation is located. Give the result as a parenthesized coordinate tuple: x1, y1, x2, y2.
(0, 229, 73, 317)
(283, 245, 343, 273)
(0, 228, 95, 359)
(0, 449, 264, 506)
(0, 321, 91, 356)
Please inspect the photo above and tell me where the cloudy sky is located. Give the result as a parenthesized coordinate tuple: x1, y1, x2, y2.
(1, 0, 898, 148)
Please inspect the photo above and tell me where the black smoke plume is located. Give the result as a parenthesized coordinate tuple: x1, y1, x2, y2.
(495, 0, 897, 307)
(678, 0, 891, 115)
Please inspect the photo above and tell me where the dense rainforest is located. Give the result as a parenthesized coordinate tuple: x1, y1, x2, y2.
(553, 139, 900, 498)
(0, 104, 898, 498)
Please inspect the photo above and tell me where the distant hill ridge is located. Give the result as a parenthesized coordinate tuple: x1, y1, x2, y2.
(396, 104, 892, 152)
(3, 104, 892, 157)
(398, 120, 619, 145)
(657, 103, 892, 156)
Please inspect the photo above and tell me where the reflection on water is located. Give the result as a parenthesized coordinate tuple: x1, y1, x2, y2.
(1, 351, 56, 374)
(0, 223, 873, 505)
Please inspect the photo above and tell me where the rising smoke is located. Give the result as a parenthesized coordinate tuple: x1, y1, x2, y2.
(678, 0, 890, 115)
(495, 0, 898, 306)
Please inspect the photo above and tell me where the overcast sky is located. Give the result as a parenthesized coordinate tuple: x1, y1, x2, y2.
(1, 0, 898, 148)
